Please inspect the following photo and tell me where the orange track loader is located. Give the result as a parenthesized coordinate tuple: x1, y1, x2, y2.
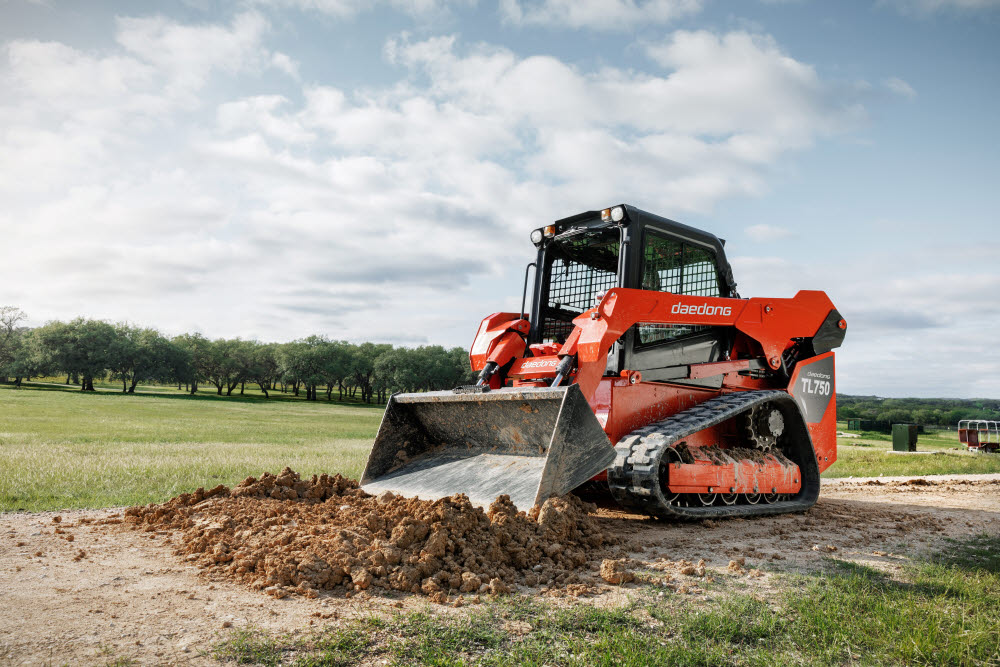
(362, 205, 846, 519)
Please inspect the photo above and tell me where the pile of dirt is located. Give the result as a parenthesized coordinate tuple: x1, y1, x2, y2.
(120, 468, 609, 601)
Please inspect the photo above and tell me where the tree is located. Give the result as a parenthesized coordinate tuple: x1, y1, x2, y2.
(350, 342, 392, 403)
(318, 339, 350, 401)
(448, 346, 475, 388)
(34, 318, 115, 391)
(245, 341, 278, 397)
(0, 306, 27, 382)
(373, 346, 472, 398)
(173, 333, 212, 394)
(107, 324, 176, 393)
(299, 336, 334, 401)
(419, 345, 472, 391)
(202, 339, 250, 396)
(276, 341, 306, 397)
(1, 327, 51, 387)
(373, 347, 415, 394)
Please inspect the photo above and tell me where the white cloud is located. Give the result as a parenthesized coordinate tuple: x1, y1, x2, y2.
(500, 0, 703, 29)
(880, 0, 1000, 14)
(4, 11, 278, 120)
(115, 12, 270, 101)
(217, 96, 316, 144)
(884, 76, 917, 99)
(371, 31, 863, 212)
(642, 31, 860, 142)
(252, 0, 472, 18)
(730, 244, 1000, 396)
(5, 40, 153, 102)
(270, 51, 300, 79)
(745, 223, 794, 241)
(1, 15, 880, 362)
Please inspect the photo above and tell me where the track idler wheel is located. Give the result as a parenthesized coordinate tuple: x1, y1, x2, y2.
(659, 447, 682, 505)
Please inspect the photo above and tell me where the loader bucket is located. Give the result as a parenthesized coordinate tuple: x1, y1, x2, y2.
(360, 384, 614, 511)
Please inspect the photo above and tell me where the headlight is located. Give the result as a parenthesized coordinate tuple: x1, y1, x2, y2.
(530, 229, 544, 244)
(611, 206, 625, 222)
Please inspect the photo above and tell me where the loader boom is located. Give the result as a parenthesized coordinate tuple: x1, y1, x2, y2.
(557, 288, 842, 403)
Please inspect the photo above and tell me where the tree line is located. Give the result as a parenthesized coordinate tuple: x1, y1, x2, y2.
(0, 307, 473, 403)
(837, 395, 1000, 427)
(8, 305, 998, 421)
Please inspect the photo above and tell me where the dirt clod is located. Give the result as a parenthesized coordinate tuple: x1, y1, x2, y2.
(599, 558, 634, 584)
(118, 468, 607, 599)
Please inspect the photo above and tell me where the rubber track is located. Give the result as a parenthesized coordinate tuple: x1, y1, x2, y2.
(607, 389, 821, 520)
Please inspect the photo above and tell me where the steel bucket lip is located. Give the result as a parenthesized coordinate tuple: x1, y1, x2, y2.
(390, 386, 570, 404)
(362, 452, 549, 510)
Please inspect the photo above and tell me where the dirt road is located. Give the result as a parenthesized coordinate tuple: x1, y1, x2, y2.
(1, 474, 997, 666)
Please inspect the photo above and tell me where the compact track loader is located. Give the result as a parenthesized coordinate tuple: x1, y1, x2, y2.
(362, 205, 846, 519)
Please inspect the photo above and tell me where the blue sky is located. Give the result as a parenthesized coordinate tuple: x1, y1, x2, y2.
(1, 0, 998, 397)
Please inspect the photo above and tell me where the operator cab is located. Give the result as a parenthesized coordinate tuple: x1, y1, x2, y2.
(527, 204, 738, 388)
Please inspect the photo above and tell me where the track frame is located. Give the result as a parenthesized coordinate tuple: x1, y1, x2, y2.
(608, 390, 821, 519)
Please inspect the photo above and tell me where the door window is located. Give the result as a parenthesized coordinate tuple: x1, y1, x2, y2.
(637, 231, 722, 346)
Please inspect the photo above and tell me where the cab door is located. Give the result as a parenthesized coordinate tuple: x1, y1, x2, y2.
(623, 228, 730, 387)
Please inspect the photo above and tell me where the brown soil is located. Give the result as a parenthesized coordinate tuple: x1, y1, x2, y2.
(1, 473, 997, 666)
(117, 468, 609, 602)
(599, 558, 635, 584)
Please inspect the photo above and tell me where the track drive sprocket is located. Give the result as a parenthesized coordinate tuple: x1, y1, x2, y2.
(746, 403, 785, 452)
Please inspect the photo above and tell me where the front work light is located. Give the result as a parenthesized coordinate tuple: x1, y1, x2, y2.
(530, 229, 544, 244)
(611, 206, 625, 222)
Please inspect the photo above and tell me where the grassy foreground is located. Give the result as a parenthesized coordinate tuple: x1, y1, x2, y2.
(210, 535, 1000, 667)
(0, 383, 380, 511)
(3, 384, 1000, 511)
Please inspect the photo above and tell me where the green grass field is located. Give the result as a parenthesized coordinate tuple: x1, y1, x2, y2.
(0, 382, 381, 512)
(827, 425, 1000, 479)
(2, 384, 999, 512)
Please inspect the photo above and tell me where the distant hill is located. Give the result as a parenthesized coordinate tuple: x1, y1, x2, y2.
(837, 394, 1000, 426)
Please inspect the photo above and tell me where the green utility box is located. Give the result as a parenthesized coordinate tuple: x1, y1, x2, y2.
(892, 423, 918, 452)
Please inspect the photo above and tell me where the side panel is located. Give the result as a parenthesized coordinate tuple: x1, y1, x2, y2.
(787, 352, 837, 472)
(594, 378, 721, 445)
